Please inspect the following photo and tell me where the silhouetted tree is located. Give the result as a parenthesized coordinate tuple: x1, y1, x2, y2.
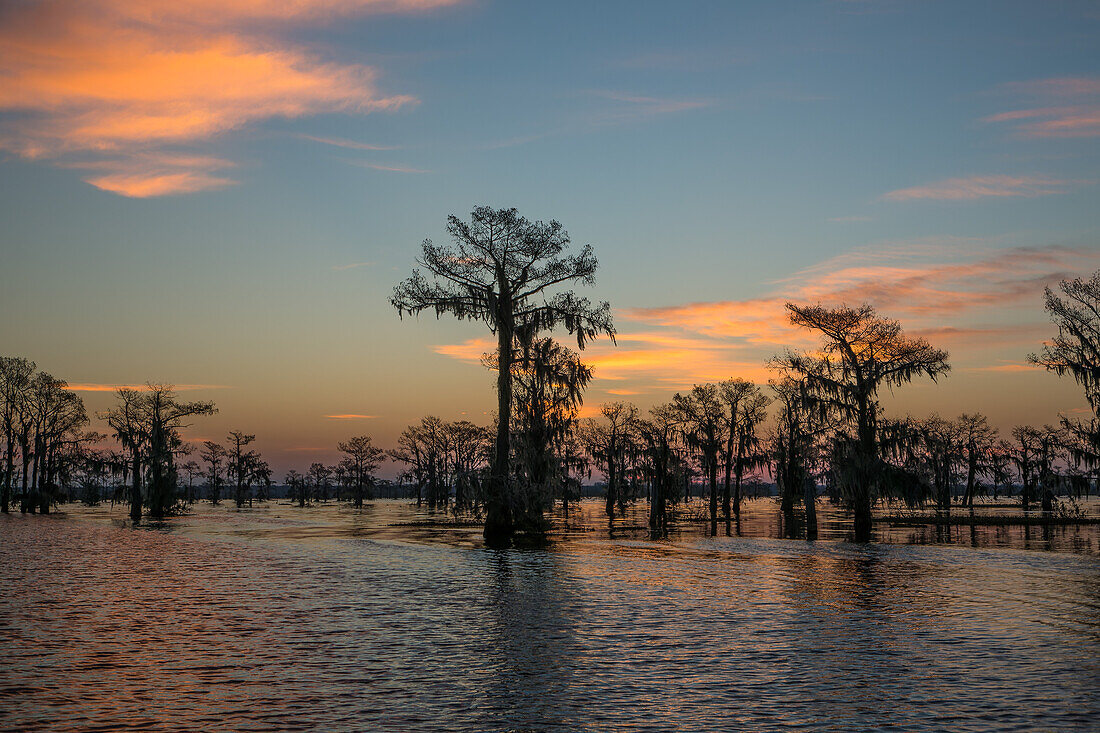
(338, 435, 385, 508)
(773, 304, 950, 540)
(674, 385, 725, 529)
(285, 469, 307, 507)
(957, 413, 997, 508)
(446, 420, 490, 510)
(989, 439, 1016, 501)
(637, 402, 687, 533)
(307, 462, 331, 502)
(718, 378, 770, 520)
(253, 459, 272, 502)
(771, 376, 831, 535)
(1030, 270, 1100, 472)
(392, 206, 615, 539)
(104, 389, 146, 519)
(916, 415, 962, 511)
(491, 337, 592, 521)
(389, 424, 429, 506)
(226, 430, 258, 508)
(23, 372, 86, 513)
(200, 440, 226, 505)
(101, 385, 215, 520)
(0, 357, 35, 514)
(580, 402, 639, 519)
(180, 459, 202, 503)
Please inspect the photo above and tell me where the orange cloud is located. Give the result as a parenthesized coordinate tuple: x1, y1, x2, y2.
(0, 0, 452, 195)
(433, 332, 772, 393)
(881, 175, 1080, 201)
(87, 171, 236, 198)
(432, 337, 495, 363)
(324, 414, 378, 419)
(965, 364, 1036, 373)
(431, 244, 1099, 396)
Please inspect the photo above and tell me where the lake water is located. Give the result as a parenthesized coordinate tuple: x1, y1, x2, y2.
(1, 499, 1098, 731)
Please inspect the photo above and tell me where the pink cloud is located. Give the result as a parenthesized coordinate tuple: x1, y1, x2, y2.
(984, 76, 1100, 138)
(882, 175, 1080, 201)
(1000, 77, 1100, 98)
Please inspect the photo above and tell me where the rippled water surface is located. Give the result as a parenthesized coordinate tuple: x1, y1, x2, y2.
(2, 499, 1098, 731)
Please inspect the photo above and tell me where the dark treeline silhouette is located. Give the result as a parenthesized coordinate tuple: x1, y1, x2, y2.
(282, 435, 389, 507)
(388, 416, 489, 510)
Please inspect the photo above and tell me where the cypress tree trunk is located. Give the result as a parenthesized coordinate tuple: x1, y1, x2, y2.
(19, 439, 31, 514)
(605, 457, 616, 518)
(709, 458, 718, 531)
(129, 453, 142, 522)
(722, 449, 732, 521)
(485, 313, 514, 540)
(803, 476, 818, 540)
(733, 463, 744, 519)
(1, 427, 12, 514)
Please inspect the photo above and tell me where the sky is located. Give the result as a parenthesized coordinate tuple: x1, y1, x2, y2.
(1, 0, 1098, 476)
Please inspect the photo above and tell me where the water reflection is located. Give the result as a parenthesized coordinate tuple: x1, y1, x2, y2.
(0, 501, 1098, 732)
(482, 551, 579, 730)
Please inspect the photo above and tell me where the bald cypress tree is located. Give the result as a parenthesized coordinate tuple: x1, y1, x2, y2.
(773, 304, 949, 540)
(392, 206, 614, 539)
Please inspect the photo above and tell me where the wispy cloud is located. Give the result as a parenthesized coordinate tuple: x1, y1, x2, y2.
(828, 215, 872, 223)
(332, 261, 374, 271)
(882, 175, 1082, 201)
(0, 0, 455, 195)
(965, 363, 1037, 373)
(589, 90, 713, 117)
(324, 414, 378, 419)
(983, 76, 1100, 138)
(300, 134, 399, 151)
(346, 160, 432, 173)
